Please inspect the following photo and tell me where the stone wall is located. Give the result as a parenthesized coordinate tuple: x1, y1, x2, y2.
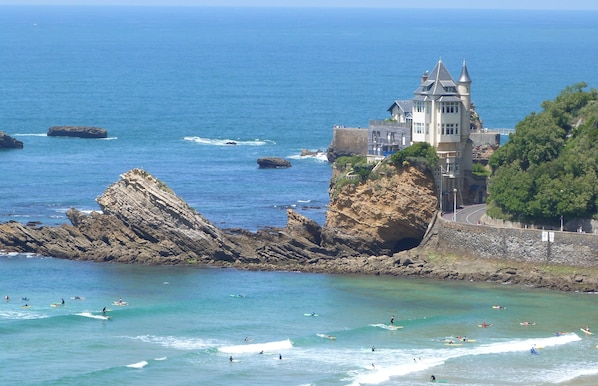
(428, 215, 598, 267)
(326, 127, 368, 162)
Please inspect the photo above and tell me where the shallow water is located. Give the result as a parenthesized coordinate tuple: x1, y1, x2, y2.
(1, 254, 597, 385)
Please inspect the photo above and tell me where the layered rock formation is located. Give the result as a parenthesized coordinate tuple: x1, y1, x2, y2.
(0, 168, 351, 265)
(0, 132, 24, 149)
(47, 126, 108, 138)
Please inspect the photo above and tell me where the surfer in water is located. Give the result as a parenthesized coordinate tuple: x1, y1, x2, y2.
(102, 307, 107, 315)
(430, 375, 436, 382)
(390, 315, 395, 325)
(229, 356, 233, 362)
(61, 298, 65, 305)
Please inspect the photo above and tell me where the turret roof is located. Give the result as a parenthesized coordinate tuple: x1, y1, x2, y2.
(459, 60, 471, 83)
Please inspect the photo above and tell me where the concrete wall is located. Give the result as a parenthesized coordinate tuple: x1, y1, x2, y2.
(470, 132, 500, 147)
(430, 215, 598, 267)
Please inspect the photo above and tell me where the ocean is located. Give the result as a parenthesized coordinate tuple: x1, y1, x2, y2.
(1, 6, 597, 385)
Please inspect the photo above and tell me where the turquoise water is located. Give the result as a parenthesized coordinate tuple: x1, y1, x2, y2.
(1, 253, 597, 385)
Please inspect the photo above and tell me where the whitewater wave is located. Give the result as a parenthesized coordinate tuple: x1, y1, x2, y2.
(130, 334, 219, 350)
(219, 339, 293, 354)
(183, 136, 275, 146)
(126, 360, 148, 369)
(11, 133, 47, 137)
(287, 152, 328, 162)
(347, 333, 582, 385)
(76, 312, 111, 320)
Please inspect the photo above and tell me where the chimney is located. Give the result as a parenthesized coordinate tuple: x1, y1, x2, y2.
(421, 70, 429, 85)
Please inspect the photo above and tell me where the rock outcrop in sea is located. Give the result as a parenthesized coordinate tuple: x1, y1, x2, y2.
(0, 132, 24, 149)
(256, 157, 292, 168)
(47, 126, 108, 138)
(0, 168, 353, 264)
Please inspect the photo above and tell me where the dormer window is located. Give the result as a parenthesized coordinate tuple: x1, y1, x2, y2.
(445, 86, 456, 92)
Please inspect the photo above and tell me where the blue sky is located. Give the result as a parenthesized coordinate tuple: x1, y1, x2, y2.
(1, 0, 597, 9)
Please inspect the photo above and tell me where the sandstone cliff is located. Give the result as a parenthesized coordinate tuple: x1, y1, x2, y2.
(322, 163, 437, 255)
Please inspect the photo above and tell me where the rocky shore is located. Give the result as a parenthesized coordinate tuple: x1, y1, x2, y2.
(1, 168, 596, 293)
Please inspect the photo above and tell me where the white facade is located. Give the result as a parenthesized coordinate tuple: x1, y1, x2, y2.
(411, 59, 473, 210)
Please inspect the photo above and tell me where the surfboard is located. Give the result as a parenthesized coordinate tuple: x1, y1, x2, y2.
(229, 294, 245, 298)
(50, 303, 62, 307)
(444, 343, 463, 346)
(580, 328, 593, 335)
(21, 305, 31, 308)
(520, 322, 536, 326)
(492, 305, 506, 309)
(478, 323, 492, 328)
(304, 313, 319, 317)
(112, 301, 128, 306)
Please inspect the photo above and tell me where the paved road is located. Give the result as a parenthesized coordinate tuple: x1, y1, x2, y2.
(441, 203, 486, 225)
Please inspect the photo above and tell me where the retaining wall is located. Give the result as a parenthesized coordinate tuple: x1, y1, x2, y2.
(430, 215, 598, 267)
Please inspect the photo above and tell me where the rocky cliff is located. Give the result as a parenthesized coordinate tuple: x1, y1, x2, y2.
(322, 163, 437, 255)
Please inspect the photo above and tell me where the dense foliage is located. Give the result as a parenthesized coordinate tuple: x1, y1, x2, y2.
(488, 83, 598, 223)
(390, 142, 439, 170)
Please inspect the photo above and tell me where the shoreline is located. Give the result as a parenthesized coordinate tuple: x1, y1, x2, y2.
(194, 247, 598, 293)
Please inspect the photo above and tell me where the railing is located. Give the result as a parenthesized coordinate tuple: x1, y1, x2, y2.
(485, 128, 514, 135)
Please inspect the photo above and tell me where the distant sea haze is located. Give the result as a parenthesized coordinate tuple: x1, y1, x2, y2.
(0, 6, 597, 230)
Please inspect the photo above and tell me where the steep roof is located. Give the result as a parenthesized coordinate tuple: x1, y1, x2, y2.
(413, 59, 458, 99)
(387, 100, 413, 114)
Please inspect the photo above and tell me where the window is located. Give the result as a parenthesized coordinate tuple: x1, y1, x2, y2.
(372, 131, 380, 142)
(415, 101, 424, 113)
(441, 102, 460, 114)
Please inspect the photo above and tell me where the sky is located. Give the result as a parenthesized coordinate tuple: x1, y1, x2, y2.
(0, 0, 597, 9)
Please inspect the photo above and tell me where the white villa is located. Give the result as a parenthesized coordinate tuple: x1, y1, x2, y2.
(368, 59, 475, 210)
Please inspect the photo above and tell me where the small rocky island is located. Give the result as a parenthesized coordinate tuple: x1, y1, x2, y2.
(257, 157, 291, 168)
(0, 132, 24, 149)
(47, 126, 108, 138)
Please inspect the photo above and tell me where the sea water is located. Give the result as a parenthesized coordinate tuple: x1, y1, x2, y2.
(1, 254, 597, 385)
(1, 6, 598, 385)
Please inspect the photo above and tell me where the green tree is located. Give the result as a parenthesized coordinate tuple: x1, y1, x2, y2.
(488, 84, 598, 223)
